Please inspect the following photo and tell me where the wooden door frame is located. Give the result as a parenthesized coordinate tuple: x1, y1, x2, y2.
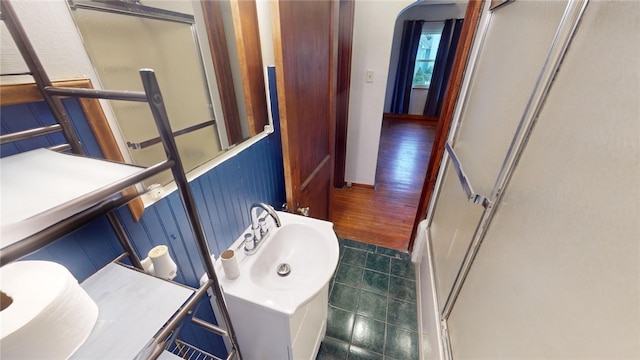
(333, 0, 355, 188)
(408, 0, 484, 253)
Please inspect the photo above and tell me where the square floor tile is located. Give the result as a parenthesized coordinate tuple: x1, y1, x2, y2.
(330, 283, 359, 312)
(342, 238, 377, 252)
(375, 246, 408, 260)
(365, 253, 390, 274)
(348, 345, 383, 360)
(343, 247, 368, 267)
(329, 278, 335, 297)
(351, 315, 386, 354)
(387, 298, 418, 331)
(384, 325, 419, 360)
(390, 258, 416, 280)
(326, 306, 355, 343)
(335, 263, 364, 287)
(362, 269, 389, 295)
(316, 337, 349, 360)
(356, 290, 387, 321)
(388, 276, 416, 303)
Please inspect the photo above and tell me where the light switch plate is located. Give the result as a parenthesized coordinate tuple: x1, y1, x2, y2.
(366, 70, 374, 83)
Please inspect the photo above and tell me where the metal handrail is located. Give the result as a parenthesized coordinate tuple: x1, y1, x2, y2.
(128, 119, 216, 150)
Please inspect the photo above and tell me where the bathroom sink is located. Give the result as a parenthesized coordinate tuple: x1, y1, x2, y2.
(250, 223, 333, 291)
(215, 211, 339, 315)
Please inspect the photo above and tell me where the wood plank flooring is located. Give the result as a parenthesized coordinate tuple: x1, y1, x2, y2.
(330, 118, 437, 252)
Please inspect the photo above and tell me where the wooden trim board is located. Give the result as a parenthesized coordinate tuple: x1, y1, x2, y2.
(383, 112, 439, 123)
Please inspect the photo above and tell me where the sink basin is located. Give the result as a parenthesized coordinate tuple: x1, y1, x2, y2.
(215, 211, 339, 315)
(250, 223, 333, 291)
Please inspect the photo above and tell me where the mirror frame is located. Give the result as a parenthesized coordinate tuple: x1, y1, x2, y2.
(200, 0, 268, 141)
(61, 0, 270, 220)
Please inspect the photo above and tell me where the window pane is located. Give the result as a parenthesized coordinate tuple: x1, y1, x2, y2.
(413, 32, 442, 87)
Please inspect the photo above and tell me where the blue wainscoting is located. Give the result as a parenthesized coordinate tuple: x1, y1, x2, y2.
(1, 67, 285, 356)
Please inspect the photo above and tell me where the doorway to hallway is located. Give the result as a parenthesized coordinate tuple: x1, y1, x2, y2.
(331, 118, 436, 252)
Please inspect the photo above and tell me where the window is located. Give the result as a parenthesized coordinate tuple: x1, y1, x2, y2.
(412, 23, 444, 88)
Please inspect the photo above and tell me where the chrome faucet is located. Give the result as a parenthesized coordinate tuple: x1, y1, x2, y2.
(245, 203, 281, 255)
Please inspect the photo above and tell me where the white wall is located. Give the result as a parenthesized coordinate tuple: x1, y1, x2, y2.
(345, 0, 466, 186)
(345, 0, 414, 185)
(424, 0, 640, 358)
(0, 1, 100, 85)
(0, 0, 137, 167)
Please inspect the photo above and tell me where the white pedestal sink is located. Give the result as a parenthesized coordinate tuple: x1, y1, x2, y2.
(214, 211, 339, 360)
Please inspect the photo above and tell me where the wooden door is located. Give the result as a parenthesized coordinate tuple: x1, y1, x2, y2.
(271, 0, 338, 220)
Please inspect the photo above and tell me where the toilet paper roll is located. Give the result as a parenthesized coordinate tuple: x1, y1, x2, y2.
(0, 261, 99, 359)
(220, 250, 240, 279)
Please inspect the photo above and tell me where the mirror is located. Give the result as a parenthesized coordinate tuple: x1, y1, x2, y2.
(67, 0, 269, 187)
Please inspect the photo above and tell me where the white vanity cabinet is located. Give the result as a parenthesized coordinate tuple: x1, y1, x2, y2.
(223, 283, 329, 360)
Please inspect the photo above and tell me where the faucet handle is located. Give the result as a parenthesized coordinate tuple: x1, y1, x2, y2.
(258, 217, 269, 237)
(243, 233, 256, 254)
(297, 206, 310, 217)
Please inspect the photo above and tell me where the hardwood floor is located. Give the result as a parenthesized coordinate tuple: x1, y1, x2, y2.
(330, 118, 437, 252)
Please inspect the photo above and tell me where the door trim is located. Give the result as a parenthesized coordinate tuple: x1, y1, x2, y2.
(333, 0, 355, 188)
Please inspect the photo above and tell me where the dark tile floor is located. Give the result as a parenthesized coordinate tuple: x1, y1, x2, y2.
(316, 239, 419, 360)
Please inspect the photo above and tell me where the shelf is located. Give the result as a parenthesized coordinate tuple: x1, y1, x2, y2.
(0, 148, 146, 248)
(72, 262, 195, 359)
(0, 3, 240, 355)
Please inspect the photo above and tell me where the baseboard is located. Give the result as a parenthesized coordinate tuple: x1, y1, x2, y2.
(416, 224, 445, 360)
(383, 112, 439, 123)
(346, 182, 375, 190)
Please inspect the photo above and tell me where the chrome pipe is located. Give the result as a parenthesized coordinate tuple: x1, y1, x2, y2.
(191, 316, 229, 337)
(44, 86, 147, 102)
(107, 212, 143, 270)
(139, 69, 243, 359)
(1, 193, 139, 264)
(0, 0, 84, 155)
(68, 0, 194, 25)
(47, 143, 72, 153)
(0, 124, 62, 144)
(0, 160, 173, 264)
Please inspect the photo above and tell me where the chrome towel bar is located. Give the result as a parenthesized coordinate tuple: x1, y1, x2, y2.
(445, 141, 492, 208)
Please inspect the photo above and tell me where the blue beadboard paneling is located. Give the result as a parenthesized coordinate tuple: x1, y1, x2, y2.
(1, 98, 102, 158)
(0, 66, 285, 356)
(23, 217, 123, 281)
